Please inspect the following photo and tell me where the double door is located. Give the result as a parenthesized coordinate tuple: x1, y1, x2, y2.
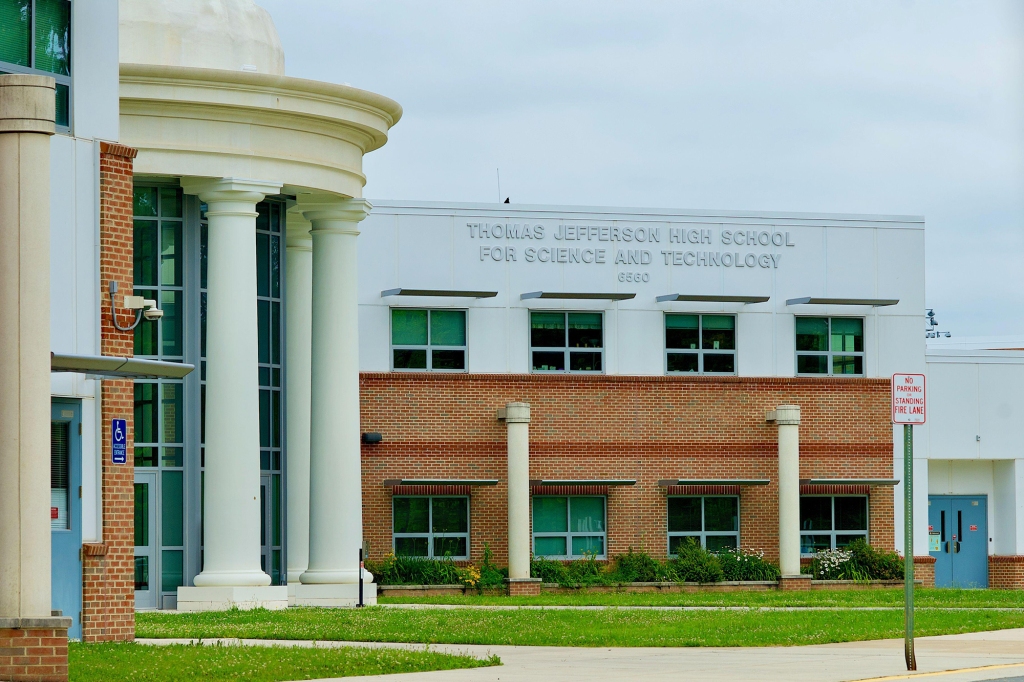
(928, 495, 988, 588)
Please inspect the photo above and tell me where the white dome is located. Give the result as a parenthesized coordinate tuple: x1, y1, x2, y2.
(119, 0, 285, 75)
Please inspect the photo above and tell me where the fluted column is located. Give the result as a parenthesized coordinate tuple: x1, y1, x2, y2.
(0, 75, 55, 619)
(285, 209, 313, 584)
(178, 178, 285, 609)
(298, 196, 371, 594)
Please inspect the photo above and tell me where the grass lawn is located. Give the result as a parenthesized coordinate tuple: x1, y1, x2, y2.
(70, 641, 498, 682)
(137, 601, 1024, 648)
(379, 587, 1024, 609)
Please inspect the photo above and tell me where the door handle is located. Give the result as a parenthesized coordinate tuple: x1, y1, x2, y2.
(954, 541, 961, 553)
(944, 541, 949, 553)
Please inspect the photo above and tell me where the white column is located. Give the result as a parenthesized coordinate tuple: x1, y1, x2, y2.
(295, 196, 373, 607)
(505, 403, 532, 581)
(177, 177, 287, 611)
(0, 75, 55, 619)
(285, 210, 313, 585)
(772, 405, 801, 577)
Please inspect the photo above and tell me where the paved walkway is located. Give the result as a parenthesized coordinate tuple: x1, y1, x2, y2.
(140, 627, 1024, 682)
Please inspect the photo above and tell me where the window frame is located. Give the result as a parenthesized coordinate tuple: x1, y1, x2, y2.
(389, 308, 468, 373)
(794, 316, 866, 377)
(666, 495, 740, 555)
(529, 311, 605, 374)
(531, 495, 608, 559)
(664, 313, 738, 375)
(799, 494, 869, 557)
(0, 0, 73, 133)
(392, 495, 470, 560)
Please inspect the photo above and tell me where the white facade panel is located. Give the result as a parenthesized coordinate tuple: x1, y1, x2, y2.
(70, 0, 120, 142)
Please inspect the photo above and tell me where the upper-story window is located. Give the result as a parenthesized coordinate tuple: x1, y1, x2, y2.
(0, 0, 72, 130)
(665, 314, 736, 374)
(795, 317, 864, 376)
(530, 312, 603, 373)
(391, 309, 467, 371)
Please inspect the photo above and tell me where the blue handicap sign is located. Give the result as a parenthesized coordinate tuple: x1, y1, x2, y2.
(111, 419, 127, 465)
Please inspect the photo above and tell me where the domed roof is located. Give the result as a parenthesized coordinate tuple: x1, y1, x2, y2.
(119, 0, 285, 75)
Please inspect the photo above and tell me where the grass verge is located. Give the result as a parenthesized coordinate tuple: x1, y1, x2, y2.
(379, 587, 1024, 609)
(137, 605, 1024, 648)
(70, 641, 498, 682)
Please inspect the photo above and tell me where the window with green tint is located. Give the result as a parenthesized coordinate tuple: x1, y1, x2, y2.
(666, 314, 736, 375)
(533, 496, 606, 558)
(795, 317, 864, 376)
(161, 383, 183, 444)
(0, 1, 31, 67)
(32, 0, 69, 76)
(161, 471, 183, 546)
(531, 312, 603, 373)
(0, 0, 71, 129)
(393, 496, 469, 559)
(134, 383, 158, 446)
(133, 187, 184, 360)
(134, 483, 149, 547)
(391, 309, 466, 371)
(667, 496, 739, 555)
(161, 550, 183, 592)
(801, 496, 867, 555)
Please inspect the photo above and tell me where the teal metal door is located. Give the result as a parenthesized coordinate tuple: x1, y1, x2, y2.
(928, 495, 988, 588)
(51, 400, 82, 639)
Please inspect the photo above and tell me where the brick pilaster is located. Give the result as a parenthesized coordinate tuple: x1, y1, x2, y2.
(0, 620, 71, 682)
(81, 142, 137, 642)
(989, 556, 1024, 589)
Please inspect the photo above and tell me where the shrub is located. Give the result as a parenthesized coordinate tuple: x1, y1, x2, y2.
(366, 554, 477, 586)
(716, 548, 781, 581)
(612, 548, 672, 583)
(531, 553, 613, 587)
(478, 545, 509, 589)
(848, 539, 904, 580)
(669, 538, 724, 583)
(806, 548, 867, 580)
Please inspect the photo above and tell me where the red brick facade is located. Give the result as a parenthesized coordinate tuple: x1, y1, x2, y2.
(913, 555, 936, 588)
(81, 143, 137, 642)
(360, 373, 895, 566)
(0, 625, 70, 682)
(989, 555, 1024, 589)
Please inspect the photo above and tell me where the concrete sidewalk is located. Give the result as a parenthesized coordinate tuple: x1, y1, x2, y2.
(139, 627, 1024, 682)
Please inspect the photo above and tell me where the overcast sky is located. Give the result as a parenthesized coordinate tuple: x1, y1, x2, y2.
(261, 0, 1024, 337)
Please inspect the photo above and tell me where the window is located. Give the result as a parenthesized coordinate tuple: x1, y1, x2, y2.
(393, 496, 469, 559)
(795, 317, 864, 376)
(532, 496, 606, 558)
(391, 309, 467, 371)
(665, 314, 736, 374)
(800, 496, 868, 555)
(530, 312, 603, 373)
(0, 0, 72, 129)
(667, 496, 739, 554)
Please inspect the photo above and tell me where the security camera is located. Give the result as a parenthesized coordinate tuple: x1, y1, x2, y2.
(143, 307, 164, 321)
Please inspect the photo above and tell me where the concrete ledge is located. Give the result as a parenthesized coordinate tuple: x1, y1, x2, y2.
(0, 617, 72, 629)
(290, 583, 377, 607)
(176, 586, 288, 612)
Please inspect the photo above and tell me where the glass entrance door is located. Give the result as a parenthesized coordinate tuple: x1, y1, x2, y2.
(134, 471, 158, 609)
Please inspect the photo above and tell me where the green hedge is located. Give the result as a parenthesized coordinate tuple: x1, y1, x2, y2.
(802, 539, 904, 580)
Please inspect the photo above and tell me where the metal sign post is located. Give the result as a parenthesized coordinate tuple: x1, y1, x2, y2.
(892, 373, 925, 672)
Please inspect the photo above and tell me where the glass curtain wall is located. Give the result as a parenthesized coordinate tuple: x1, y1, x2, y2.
(133, 187, 287, 608)
(0, 0, 72, 128)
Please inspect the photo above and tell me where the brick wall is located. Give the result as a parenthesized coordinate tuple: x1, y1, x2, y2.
(0, 625, 69, 682)
(913, 555, 935, 587)
(989, 556, 1024, 589)
(360, 373, 894, 565)
(81, 143, 137, 642)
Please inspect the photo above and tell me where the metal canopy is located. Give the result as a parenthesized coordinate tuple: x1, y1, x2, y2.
(530, 479, 637, 486)
(51, 353, 194, 379)
(381, 288, 498, 298)
(658, 478, 771, 487)
(383, 479, 499, 487)
(786, 297, 899, 307)
(800, 478, 900, 486)
(520, 292, 636, 301)
(656, 294, 770, 304)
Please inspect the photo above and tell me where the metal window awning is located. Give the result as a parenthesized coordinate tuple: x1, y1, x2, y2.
(383, 479, 499, 487)
(530, 479, 636, 486)
(659, 479, 770, 487)
(381, 288, 497, 298)
(51, 353, 194, 379)
(786, 297, 899, 307)
(800, 478, 899, 486)
(521, 292, 635, 301)
(657, 294, 770, 304)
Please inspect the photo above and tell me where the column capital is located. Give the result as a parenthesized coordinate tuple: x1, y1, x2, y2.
(767, 404, 800, 425)
(180, 177, 283, 207)
(285, 206, 312, 251)
(503, 402, 531, 424)
(0, 74, 55, 135)
(299, 195, 372, 234)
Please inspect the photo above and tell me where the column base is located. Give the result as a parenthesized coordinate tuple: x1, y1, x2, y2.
(290, 583, 377, 607)
(778, 574, 813, 591)
(506, 578, 542, 596)
(0, 617, 71, 682)
(176, 586, 288, 612)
